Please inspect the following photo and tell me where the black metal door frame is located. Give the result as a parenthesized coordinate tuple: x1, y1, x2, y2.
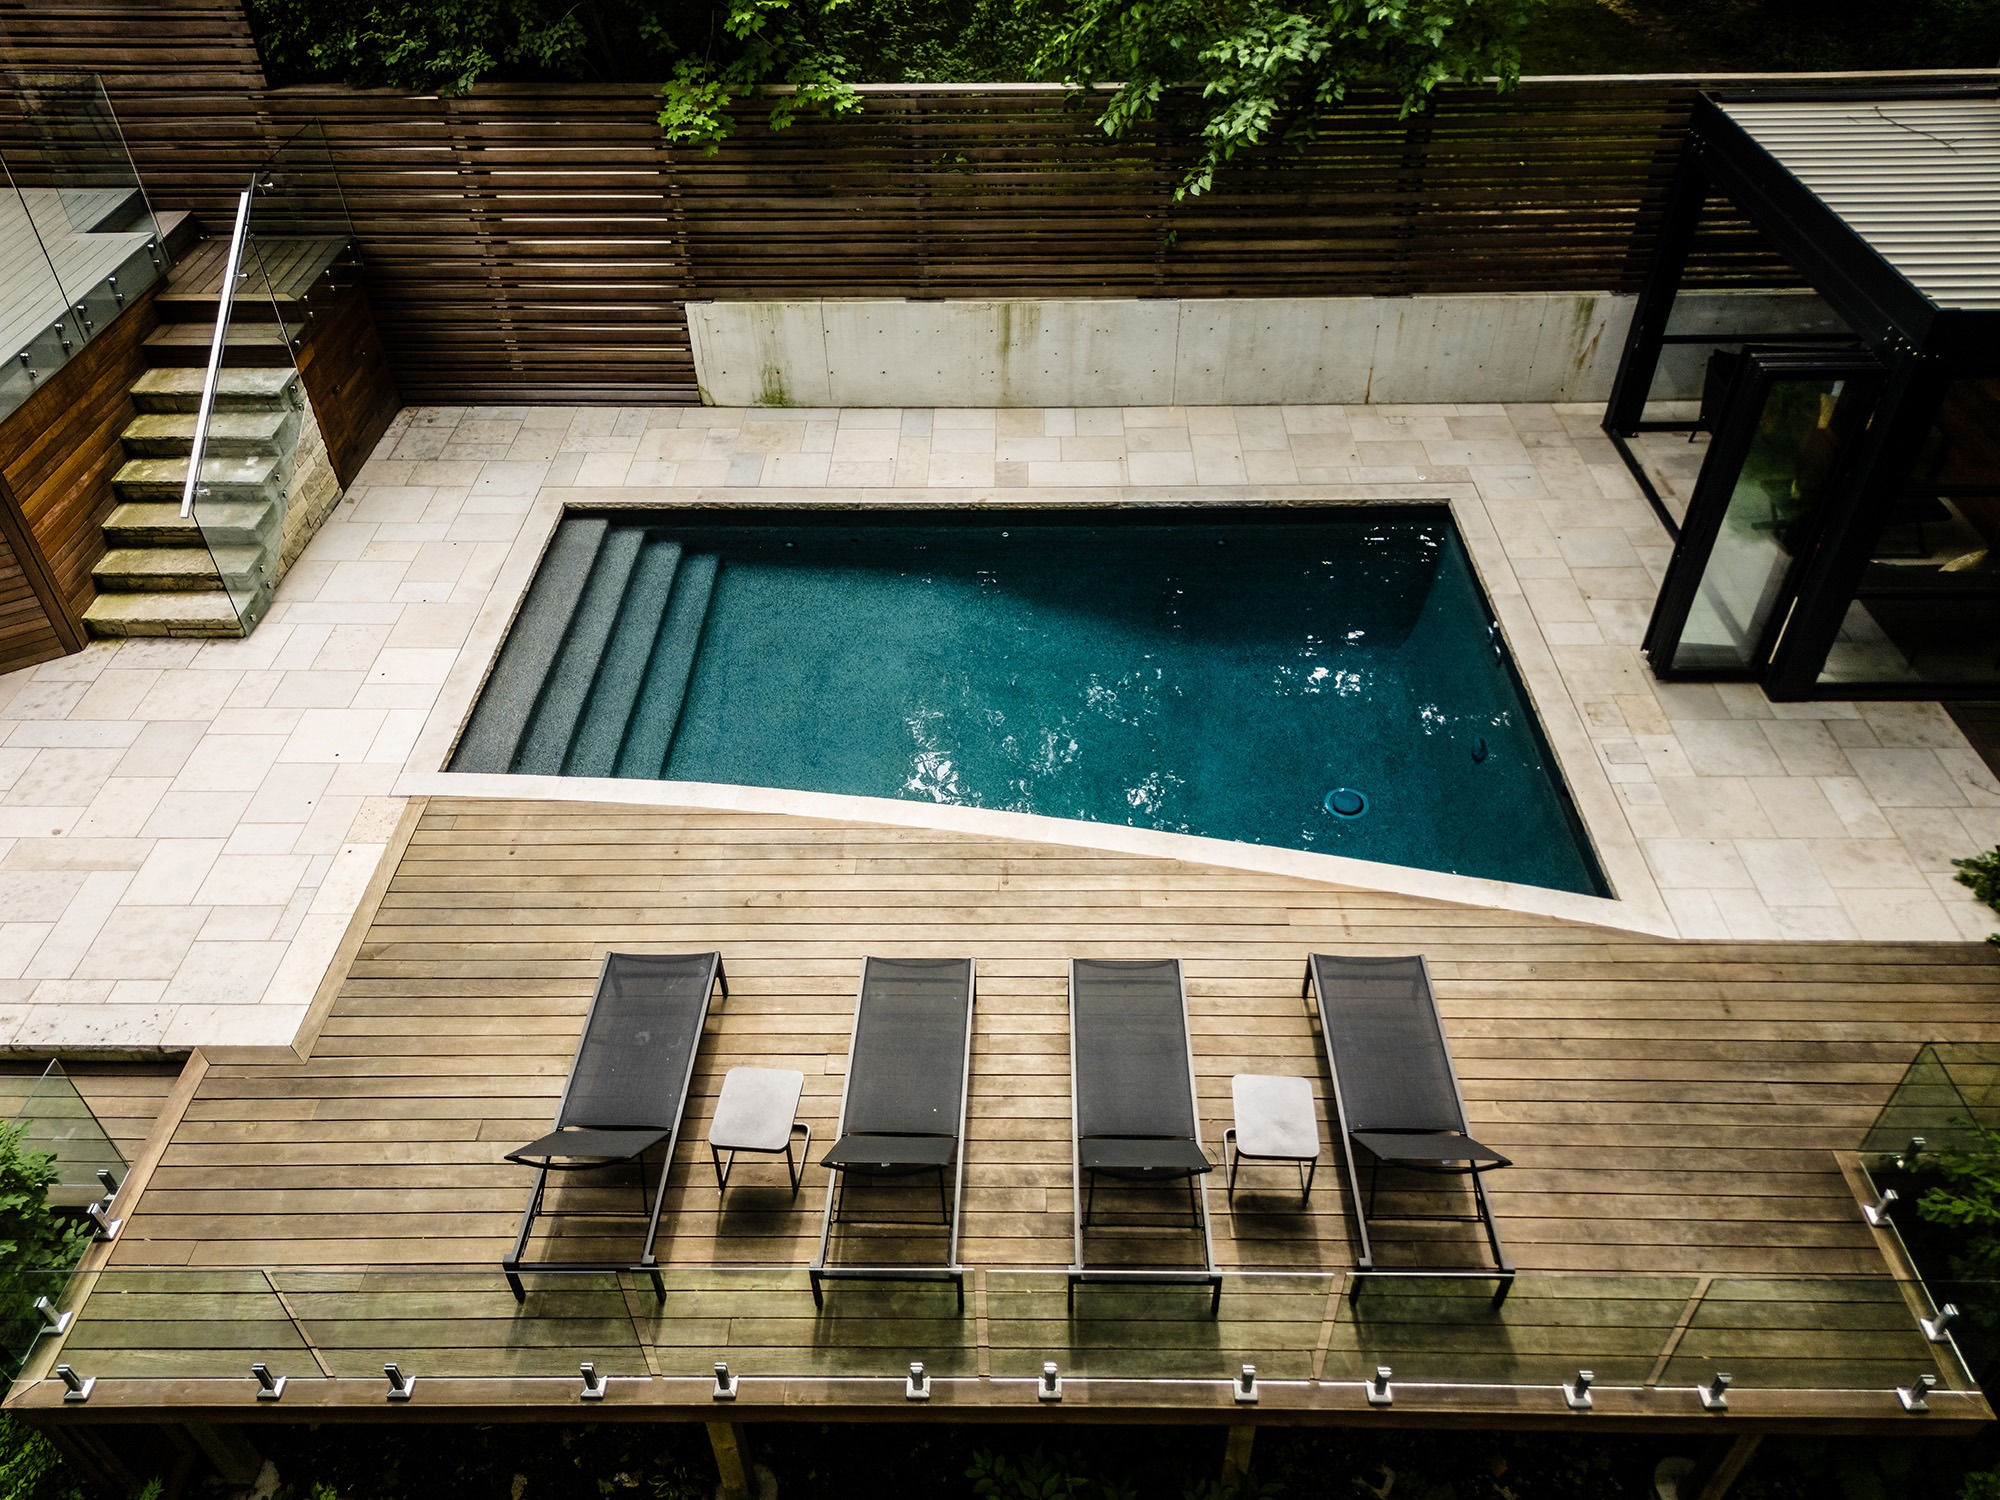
(1641, 349, 1886, 681)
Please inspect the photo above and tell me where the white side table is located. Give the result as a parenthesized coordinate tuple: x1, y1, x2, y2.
(1224, 1073, 1320, 1205)
(709, 1067, 810, 1196)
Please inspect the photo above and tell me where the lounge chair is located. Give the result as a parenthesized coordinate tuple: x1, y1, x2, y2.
(1068, 958, 1220, 1313)
(503, 951, 726, 1300)
(811, 956, 975, 1307)
(1303, 953, 1514, 1305)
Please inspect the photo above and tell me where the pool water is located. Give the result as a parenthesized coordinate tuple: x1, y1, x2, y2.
(454, 508, 1605, 896)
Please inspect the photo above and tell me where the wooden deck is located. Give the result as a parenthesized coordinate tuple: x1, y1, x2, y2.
(13, 798, 1995, 1429)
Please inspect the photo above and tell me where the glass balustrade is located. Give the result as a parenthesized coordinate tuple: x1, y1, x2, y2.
(0, 73, 166, 425)
(8, 1266, 1966, 1409)
(181, 123, 354, 635)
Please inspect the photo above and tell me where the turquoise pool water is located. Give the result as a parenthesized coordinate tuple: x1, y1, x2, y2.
(454, 507, 1605, 896)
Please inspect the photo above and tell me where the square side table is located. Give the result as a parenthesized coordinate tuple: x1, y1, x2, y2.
(1224, 1073, 1320, 1205)
(709, 1066, 810, 1195)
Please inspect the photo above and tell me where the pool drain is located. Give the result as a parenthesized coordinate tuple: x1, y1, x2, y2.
(1324, 788, 1367, 818)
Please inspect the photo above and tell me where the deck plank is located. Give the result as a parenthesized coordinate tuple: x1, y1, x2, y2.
(64, 798, 1998, 1416)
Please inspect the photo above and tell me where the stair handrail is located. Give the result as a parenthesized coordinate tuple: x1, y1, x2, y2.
(179, 188, 254, 520)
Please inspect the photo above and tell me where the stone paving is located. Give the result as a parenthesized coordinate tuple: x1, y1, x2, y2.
(0, 399, 1994, 1052)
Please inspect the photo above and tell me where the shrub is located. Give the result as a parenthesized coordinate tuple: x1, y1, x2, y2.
(0, 1122, 92, 1365)
(1955, 846, 2000, 943)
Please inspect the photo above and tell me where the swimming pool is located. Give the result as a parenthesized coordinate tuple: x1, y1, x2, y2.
(454, 507, 1606, 896)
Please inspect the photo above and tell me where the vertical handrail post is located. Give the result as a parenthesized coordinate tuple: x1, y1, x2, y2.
(180, 188, 254, 520)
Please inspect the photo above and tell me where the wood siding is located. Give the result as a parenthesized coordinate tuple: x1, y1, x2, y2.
(1, 288, 159, 626)
(7, 0, 1988, 402)
(0, 286, 160, 666)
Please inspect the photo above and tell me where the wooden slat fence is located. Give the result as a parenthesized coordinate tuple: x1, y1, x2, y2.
(4, 3, 1994, 402)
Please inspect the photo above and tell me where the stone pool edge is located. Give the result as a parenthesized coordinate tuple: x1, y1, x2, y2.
(404, 484, 1673, 937)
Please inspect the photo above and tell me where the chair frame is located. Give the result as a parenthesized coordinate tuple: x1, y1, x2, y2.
(1304, 953, 1514, 1308)
(1067, 958, 1221, 1315)
(502, 951, 726, 1301)
(810, 957, 975, 1310)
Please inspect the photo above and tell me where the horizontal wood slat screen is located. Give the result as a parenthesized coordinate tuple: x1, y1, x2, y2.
(4, 4, 1988, 402)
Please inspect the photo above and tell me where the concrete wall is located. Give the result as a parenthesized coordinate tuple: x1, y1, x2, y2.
(687, 291, 1840, 408)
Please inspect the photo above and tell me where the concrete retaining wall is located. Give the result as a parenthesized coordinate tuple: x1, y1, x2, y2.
(687, 291, 1840, 408)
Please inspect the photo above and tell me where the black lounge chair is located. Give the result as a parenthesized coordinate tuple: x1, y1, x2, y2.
(503, 951, 726, 1300)
(1068, 958, 1220, 1313)
(1304, 953, 1514, 1305)
(811, 956, 975, 1307)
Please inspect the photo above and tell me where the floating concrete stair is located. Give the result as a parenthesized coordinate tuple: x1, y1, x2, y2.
(111, 452, 285, 505)
(142, 321, 302, 367)
(120, 408, 299, 459)
(129, 366, 301, 414)
(451, 519, 721, 778)
(83, 591, 244, 638)
(94, 545, 263, 592)
(104, 499, 277, 550)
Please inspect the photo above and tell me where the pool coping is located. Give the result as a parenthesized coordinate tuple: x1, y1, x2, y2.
(401, 484, 1676, 938)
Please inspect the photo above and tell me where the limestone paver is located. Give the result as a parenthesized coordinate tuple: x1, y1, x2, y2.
(0, 399, 1994, 1050)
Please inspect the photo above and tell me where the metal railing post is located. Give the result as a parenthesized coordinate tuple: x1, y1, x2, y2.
(180, 187, 254, 520)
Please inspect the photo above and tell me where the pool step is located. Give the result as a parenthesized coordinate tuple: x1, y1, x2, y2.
(453, 517, 608, 774)
(449, 517, 724, 778)
(613, 550, 718, 778)
(565, 538, 684, 777)
(513, 526, 645, 776)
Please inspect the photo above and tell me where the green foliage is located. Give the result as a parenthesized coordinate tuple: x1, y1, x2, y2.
(1964, 1472, 2000, 1500)
(246, 0, 630, 94)
(968, 1448, 1094, 1500)
(247, 0, 1533, 188)
(1913, 1122, 2000, 1277)
(0, 1121, 92, 1367)
(656, 1, 864, 154)
(1027, 0, 1540, 197)
(0, 1121, 92, 1500)
(1955, 845, 2000, 943)
(0, 1415, 83, 1500)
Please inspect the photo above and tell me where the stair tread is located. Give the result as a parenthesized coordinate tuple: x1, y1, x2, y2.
(451, 518, 610, 774)
(125, 410, 291, 442)
(131, 369, 301, 406)
(116, 453, 282, 487)
(614, 550, 719, 779)
(145, 323, 299, 346)
(98, 545, 263, 575)
(514, 527, 646, 776)
(84, 590, 245, 638)
(105, 500, 277, 548)
(566, 538, 684, 777)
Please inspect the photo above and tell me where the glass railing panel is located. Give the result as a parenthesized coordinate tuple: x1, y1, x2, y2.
(13, 1270, 310, 1390)
(275, 1270, 646, 1381)
(3, 1060, 125, 1210)
(1658, 1277, 1951, 1396)
(1862, 1042, 2000, 1157)
(14, 1267, 1980, 1406)
(0, 148, 85, 425)
(180, 121, 350, 637)
(0, 72, 165, 427)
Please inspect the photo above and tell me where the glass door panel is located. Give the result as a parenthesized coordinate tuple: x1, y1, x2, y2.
(1643, 352, 1882, 677)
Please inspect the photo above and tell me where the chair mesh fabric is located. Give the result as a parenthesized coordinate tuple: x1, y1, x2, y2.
(1311, 955, 1464, 1135)
(1073, 959, 1199, 1143)
(839, 957, 972, 1139)
(559, 952, 717, 1131)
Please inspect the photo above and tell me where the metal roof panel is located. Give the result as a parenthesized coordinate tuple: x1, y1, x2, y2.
(1721, 96, 2000, 310)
